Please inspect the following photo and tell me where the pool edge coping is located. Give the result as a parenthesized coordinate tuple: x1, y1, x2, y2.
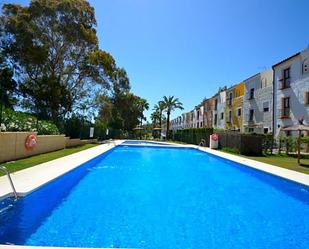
(128, 140, 309, 187)
(0, 246, 135, 249)
(0, 140, 124, 200)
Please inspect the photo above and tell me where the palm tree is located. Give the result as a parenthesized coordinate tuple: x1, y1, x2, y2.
(137, 98, 149, 127)
(161, 96, 183, 139)
(150, 111, 160, 126)
(153, 101, 165, 128)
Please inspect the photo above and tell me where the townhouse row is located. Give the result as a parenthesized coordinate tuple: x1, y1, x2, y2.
(170, 47, 309, 137)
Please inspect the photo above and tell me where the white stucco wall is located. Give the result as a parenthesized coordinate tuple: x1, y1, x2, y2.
(192, 106, 204, 128)
(213, 91, 226, 129)
(273, 48, 309, 137)
(243, 69, 273, 133)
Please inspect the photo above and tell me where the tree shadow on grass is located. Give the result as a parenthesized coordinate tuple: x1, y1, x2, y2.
(300, 162, 309, 167)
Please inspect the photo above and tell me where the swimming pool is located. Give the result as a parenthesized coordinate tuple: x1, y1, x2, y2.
(0, 145, 309, 248)
(121, 140, 171, 146)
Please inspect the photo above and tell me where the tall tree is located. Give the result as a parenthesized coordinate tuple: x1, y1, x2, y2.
(97, 91, 149, 132)
(0, 0, 114, 123)
(0, 59, 17, 109)
(137, 98, 149, 127)
(161, 96, 183, 139)
(150, 111, 160, 126)
(153, 101, 165, 128)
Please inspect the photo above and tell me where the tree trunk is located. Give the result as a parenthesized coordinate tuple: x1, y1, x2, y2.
(166, 112, 170, 140)
(297, 130, 301, 165)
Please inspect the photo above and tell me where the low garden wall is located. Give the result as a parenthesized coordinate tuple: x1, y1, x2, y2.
(0, 132, 66, 163)
(65, 138, 97, 148)
(0, 132, 97, 163)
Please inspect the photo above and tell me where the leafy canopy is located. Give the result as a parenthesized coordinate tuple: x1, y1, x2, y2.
(0, 0, 115, 122)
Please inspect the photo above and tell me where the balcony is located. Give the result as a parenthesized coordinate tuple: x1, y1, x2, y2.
(279, 78, 291, 90)
(281, 108, 290, 119)
(247, 119, 255, 125)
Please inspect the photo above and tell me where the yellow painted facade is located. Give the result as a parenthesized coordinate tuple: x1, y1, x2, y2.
(225, 82, 245, 131)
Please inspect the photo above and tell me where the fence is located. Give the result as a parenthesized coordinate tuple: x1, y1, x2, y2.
(217, 132, 264, 156)
(172, 128, 213, 146)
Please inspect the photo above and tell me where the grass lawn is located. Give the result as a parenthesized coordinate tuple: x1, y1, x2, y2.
(242, 154, 309, 175)
(1, 144, 99, 176)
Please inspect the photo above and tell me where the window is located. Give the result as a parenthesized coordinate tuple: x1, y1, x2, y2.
(281, 68, 291, 89)
(303, 60, 309, 74)
(221, 112, 224, 120)
(228, 92, 233, 106)
(228, 111, 232, 122)
(200, 122, 203, 127)
(306, 92, 309, 105)
(249, 109, 254, 121)
(214, 99, 218, 110)
(249, 88, 255, 99)
(264, 128, 269, 134)
(263, 102, 269, 112)
(248, 128, 254, 133)
(281, 97, 290, 118)
(237, 108, 242, 117)
(214, 114, 218, 125)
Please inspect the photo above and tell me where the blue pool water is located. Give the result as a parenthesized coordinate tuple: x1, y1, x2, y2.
(0, 146, 309, 248)
(122, 140, 169, 145)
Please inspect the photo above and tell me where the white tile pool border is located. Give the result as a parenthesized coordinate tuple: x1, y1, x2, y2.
(122, 140, 309, 187)
(1, 139, 309, 249)
(0, 246, 135, 249)
(0, 140, 124, 199)
(196, 146, 309, 187)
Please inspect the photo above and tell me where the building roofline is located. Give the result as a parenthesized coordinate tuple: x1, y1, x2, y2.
(243, 72, 260, 82)
(272, 52, 301, 68)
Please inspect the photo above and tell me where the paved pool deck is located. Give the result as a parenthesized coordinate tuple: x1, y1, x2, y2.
(197, 146, 309, 187)
(125, 140, 309, 187)
(0, 140, 124, 199)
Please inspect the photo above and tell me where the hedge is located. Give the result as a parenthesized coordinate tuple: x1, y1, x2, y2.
(1, 108, 59, 135)
(172, 128, 213, 146)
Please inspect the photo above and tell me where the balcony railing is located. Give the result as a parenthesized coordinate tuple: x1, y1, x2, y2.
(247, 119, 255, 125)
(281, 108, 290, 118)
(279, 78, 291, 89)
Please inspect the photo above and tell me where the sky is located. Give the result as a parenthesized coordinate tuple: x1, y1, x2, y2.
(4, 0, 309, 121)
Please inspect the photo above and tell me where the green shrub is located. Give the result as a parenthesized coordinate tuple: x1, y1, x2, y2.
(221, 147, 240, 154)
(173, 128, 213, 145)
(301, 136, 309, 144)
(1, 108, 59, 135)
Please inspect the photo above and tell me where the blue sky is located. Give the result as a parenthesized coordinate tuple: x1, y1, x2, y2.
(4, 0, 309, 120)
